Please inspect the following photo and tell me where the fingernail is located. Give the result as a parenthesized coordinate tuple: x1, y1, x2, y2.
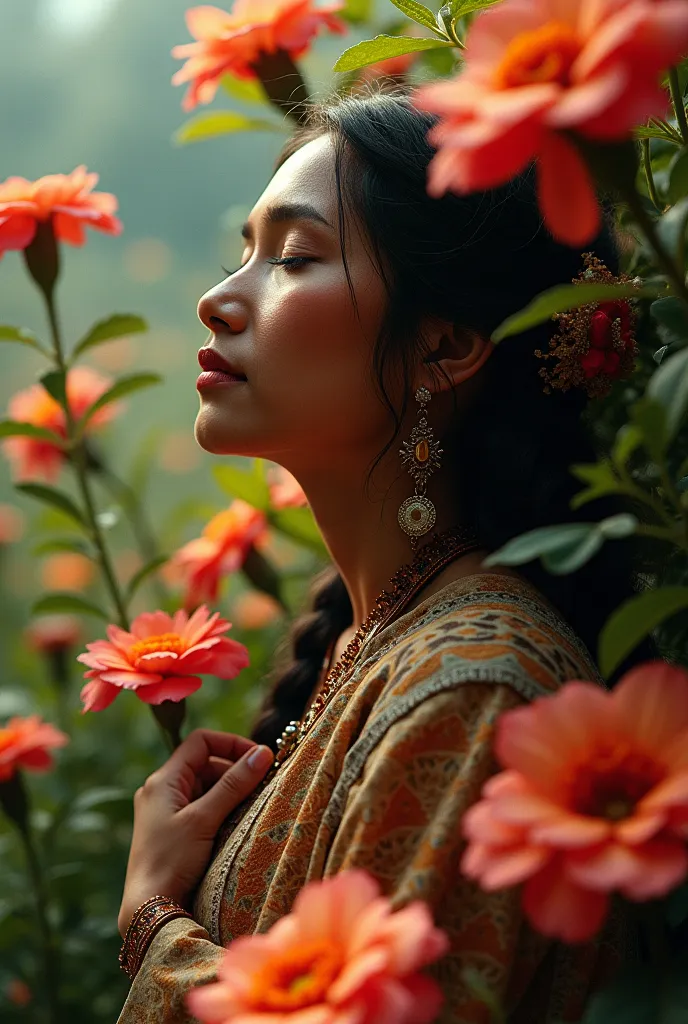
(247, 745, 273, 770)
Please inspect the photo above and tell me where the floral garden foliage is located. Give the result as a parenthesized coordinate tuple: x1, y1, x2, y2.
(2, 1, 688, 1021)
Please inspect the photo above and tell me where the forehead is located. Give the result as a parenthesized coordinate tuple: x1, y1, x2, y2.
(253, 134, 339, 223)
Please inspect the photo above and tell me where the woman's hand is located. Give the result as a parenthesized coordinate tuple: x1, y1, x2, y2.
(118, 729, 273, 937)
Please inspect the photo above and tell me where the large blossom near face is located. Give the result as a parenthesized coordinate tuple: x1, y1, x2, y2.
(413, 0, 688, 246)
(0, 716, 69, 782)
(187, 869, 449, 1024)
(168, 500, 269, 608)
(461, 662, 688, 943)
(78, 605, 250, 712)
(3, 367, 120, 483)
(0, 166, 122, 258)
(172, 1, 348, 111)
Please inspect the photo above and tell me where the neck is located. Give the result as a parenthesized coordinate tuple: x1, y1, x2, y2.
(274, 449, 469, 628)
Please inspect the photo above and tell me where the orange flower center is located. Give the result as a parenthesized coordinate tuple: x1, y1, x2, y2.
(567, 742, 665, 821)
(250, 939, 344, 1012)
(128, 632, 185, 669)
(0, 727, 17, 753)
(494, 22, 580, 90)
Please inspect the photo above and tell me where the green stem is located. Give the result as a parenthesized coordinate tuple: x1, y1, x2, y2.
(668, 67, 688, 146)
(89, 451, 169, 607)
(43, 292, 130, 631)
(9, 781, 60, 1024)
(641, 138, 663, 212)
(620, 182, 688, 309)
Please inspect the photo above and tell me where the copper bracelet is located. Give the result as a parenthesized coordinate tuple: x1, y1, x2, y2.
(119, 895, 193, 981)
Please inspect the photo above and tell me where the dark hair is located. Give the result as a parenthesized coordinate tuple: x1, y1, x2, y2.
(250, 88, 647, 749)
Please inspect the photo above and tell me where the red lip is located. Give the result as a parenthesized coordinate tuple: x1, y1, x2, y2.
(198, 347, 246, 378)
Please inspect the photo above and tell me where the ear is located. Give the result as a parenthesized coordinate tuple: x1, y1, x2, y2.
(418, 322, 493, 393)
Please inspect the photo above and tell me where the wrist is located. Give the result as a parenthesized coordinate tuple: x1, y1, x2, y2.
(118, 896, 193, 982)
(119, 880, 189, 938)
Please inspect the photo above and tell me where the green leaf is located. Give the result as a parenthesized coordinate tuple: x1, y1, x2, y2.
(125, 554, 170, 602)
(450, 0, 503, 17)
(650, 295, 688, 348)
(333, 35, 454, 73)
(0, 324, 48, 355)
(388, 0, 444, 33)
(213, 461, 271, 510)
(0, 419, 65, 445)
(611, 425, 643, 469)
(491, 282, 653, 343)
(571, 461, 623, 509)
(599, 585, 688, 677)
(341, 0, 374, 22)
(647, 346, 688, 441)
(175, 112, 284, 144)
(32, 536, 93, 557)
(16, 483, 87, 528)
(220, 74, 269, 105)
(77, 373, 162, 433)
(634, 120, 684, 144)
(269, 507, 327, 555)
(656, 195, 688, 268)
(71, 314, 148, 361)
(583, 964, 688, 1024)
(40, 369, 67, 407)
(668, 146, 688, 205)
(32, 593, 110, 622)
(666, 881, 688, 928)
(631, 396, 669, 463)
(486, 516, 637, 577)
(72, 786, 129, 811)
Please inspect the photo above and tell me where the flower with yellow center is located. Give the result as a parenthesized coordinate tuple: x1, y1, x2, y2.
(187, 870, 449, 1024)
(78, 605, 250, 712)
(462, 662, 688, 943)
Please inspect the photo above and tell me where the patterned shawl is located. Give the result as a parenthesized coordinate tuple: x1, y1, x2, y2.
(117, 574, 629, 1024)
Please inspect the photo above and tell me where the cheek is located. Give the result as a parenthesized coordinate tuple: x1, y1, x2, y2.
(253, 269, 386, 418)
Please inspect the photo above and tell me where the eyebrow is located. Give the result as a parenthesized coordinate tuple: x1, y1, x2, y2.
(241, 201, 333, 239)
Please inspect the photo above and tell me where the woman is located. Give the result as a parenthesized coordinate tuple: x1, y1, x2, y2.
(116, 91, 637, 1023)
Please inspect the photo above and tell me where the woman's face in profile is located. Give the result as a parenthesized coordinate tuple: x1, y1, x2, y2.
(194, 134, 394, 475)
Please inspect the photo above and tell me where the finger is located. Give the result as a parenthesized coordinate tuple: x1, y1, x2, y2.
(158, 730, 256, 781)
(197, 758, 235, 791)
(189, 745, 274, 832)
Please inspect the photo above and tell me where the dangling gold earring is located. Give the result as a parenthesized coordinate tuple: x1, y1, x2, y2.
(398, 386, 443, 552)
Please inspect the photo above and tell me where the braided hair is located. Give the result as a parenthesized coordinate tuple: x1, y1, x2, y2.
(250, 89, 647, 749)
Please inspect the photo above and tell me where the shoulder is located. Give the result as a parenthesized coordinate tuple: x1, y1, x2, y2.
(359, 572, 600, 718)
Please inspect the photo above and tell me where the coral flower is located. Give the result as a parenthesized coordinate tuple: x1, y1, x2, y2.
(0, 716, 69, 782)
(187, 869, 448, 1024)
(267, 465, 308, 509)
(78, 605, 250, 712)
(169, 500, 269, 608)
(0, 165, 122, 258)
(172, 0, 347, 111)
(25, 615, 82, 654)
(461, 662, 688, 943)
(413, 0, 688, 245)
(3, 366, 120, 483)
(231, 590, 283, 630)
(0, 503, 25, 544)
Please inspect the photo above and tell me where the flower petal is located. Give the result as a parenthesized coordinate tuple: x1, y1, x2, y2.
(80, 678, 120, 712)
(134, 675, 203, 704)
(523, 860, 609, 942)
(537, 131, 601, 246)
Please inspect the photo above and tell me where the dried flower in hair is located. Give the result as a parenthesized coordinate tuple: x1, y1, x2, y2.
(535, 253, 641, 399)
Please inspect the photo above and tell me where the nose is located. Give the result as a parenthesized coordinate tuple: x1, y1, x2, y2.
(197, 284, 248, 335)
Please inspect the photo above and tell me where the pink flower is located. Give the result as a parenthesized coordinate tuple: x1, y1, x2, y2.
(188, 869, 448, 1024)
(168, 500, 269, 608)
(77, 605, 250, 712)
(172, 1, 348, 111)
(413, 0, 688, 245)
(3, 366, 121, 483)
(267, 465, 308, 509)
(0, 166, 121, 258)
(461, 662, 688, 943)
(0, 716, 69, 782)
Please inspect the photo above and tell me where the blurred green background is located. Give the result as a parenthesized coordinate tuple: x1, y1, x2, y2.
(0, 2, 392, 1019)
